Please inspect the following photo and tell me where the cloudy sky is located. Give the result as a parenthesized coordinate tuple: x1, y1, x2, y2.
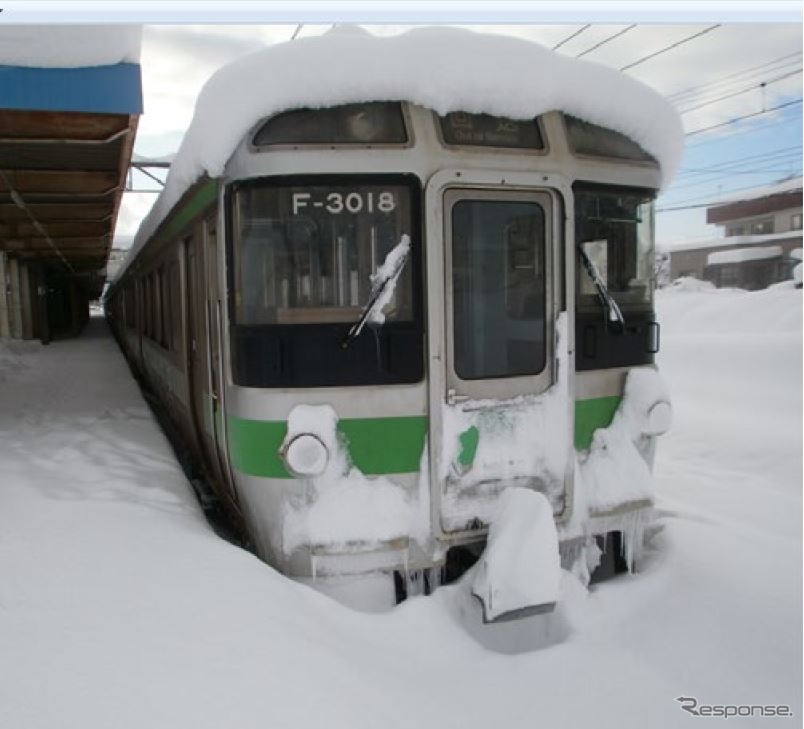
(117, 22, 802, 248)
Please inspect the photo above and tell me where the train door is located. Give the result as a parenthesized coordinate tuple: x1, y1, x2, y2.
(203, 215, 236, 500)
(426, 180, 571, 538)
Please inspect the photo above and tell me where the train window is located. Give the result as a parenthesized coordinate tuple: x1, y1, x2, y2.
(564, 115, 655, 163)
(153, 272, 163, 345)
(143, 276, 152, 338)
(574, 185, 655, 311)
(252, 102, 408, 147)
(159, 266, 170, 348)
(232, 181, 414, 326)
(124, 286, 135, 328)
(451, 199, 546, 379)
(169, 262, 181, 352)
(437, 112, 544, 150)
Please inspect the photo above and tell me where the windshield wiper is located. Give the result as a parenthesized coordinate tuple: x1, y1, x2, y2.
(341, 234, 411, 349)
(578, 245, 625, 333)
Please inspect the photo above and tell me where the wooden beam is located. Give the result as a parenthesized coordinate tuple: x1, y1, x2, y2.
(0, 110, 130, 141)
(0, 169, 119, 194)
(0, 202, 113, 221)
(10, 220, 111, 238)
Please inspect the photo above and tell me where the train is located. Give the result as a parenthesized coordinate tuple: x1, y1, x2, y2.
(105, 27, 680, 617)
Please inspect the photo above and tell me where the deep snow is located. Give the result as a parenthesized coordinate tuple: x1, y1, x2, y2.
(0, 284, 800, 728)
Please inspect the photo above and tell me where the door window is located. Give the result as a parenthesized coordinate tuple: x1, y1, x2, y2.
(451, 199, 547, 380)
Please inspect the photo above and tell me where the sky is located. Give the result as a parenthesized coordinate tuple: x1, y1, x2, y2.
(113, 20, 802, 250)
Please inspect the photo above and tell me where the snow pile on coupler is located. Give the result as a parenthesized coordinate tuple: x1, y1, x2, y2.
(470, 488, 561, 623)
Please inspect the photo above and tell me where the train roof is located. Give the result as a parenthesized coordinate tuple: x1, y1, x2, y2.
(119, 26, 683, 282)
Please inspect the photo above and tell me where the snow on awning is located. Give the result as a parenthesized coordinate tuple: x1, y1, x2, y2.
(707, 246, 784, 266)
(0, 26, 141, 68)
(125, 26, 683, 278)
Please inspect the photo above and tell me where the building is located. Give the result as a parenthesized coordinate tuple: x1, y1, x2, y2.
(668, 177, 802, 290)
(0, 27, 142, 342)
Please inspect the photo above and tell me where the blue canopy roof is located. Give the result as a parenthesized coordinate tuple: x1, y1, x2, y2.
(0, 62, 142, 115)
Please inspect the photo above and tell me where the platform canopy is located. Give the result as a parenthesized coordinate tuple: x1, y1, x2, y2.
(0, 55, 142, 298)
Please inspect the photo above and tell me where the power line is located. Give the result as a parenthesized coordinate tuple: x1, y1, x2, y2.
(552, 24, 591, 51)
(666, 51, 802, 103)
(619, 24, 721, 72)
(670, 58, 802, 108)
(669, 165, 802, 193)
(679, 145, 802, 172)
(685, 114, 800, 148)
(678, 69, 802, 114)
(670, 152, 802, 190)
(686, 98, 803, 136)
(575, 24, 637, 58)
(677, 146, 802, 177)
(657, 179, 802, 211)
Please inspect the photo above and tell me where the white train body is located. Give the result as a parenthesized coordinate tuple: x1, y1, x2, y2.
(106, 28, 679, 610)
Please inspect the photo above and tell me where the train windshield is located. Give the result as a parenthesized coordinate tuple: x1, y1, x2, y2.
(231, 181, 414, 326)
(575, 186, 655, 311)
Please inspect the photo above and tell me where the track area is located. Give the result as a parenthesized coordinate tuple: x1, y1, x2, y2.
(0, 291, 800, 728)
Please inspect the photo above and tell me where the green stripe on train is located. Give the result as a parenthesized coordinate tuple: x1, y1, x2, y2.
(228, 397, 620, 479)
(227, 415, 428, 479)
(574, 396, 622, 450)
(155, 178, 218, 246)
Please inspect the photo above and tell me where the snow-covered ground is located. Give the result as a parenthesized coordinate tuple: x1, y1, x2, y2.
(1, 284, 800, 728)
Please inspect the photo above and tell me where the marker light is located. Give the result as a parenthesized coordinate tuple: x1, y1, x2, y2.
(281, 433, 329, 477)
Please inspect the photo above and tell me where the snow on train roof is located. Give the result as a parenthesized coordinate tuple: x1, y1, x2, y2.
(119, 26, 683, 281)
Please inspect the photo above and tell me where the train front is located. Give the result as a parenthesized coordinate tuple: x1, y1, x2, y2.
(196, 28, 682, 615)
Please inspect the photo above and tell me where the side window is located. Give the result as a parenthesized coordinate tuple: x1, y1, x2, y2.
(169, 261, 181, 352)
(159, 266, 170, 349)
(750, 219, 774, 235)
(144, 276, 152, 339)
(124, 286, 135, 328)
(153, 272, 162, 344)
(574, 186, 655, 311)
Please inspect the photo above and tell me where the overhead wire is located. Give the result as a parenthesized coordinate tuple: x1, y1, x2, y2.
(668, 151, 802, 190)
(551, 24, 591, 51)
(575, 24, 637, 58)
(669, 165, 802, 193)
(685, 114, 800, 149)
(666, 51, 802, 103)
(678, 69, 802, 114)
(676, 145, 802, 176)
(619, 24, 721, 71)
(686, 98, 803, 136)
(657, 177, 802, 211)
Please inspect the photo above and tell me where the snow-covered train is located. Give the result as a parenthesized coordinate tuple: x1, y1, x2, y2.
(106, 27, 681, 619)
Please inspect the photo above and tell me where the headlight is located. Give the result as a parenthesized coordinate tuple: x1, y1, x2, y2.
(281, 433, 329, 477)
(644, 400, 672, 436)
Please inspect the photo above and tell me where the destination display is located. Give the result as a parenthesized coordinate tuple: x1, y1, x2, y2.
(439, 112, 544, 149)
